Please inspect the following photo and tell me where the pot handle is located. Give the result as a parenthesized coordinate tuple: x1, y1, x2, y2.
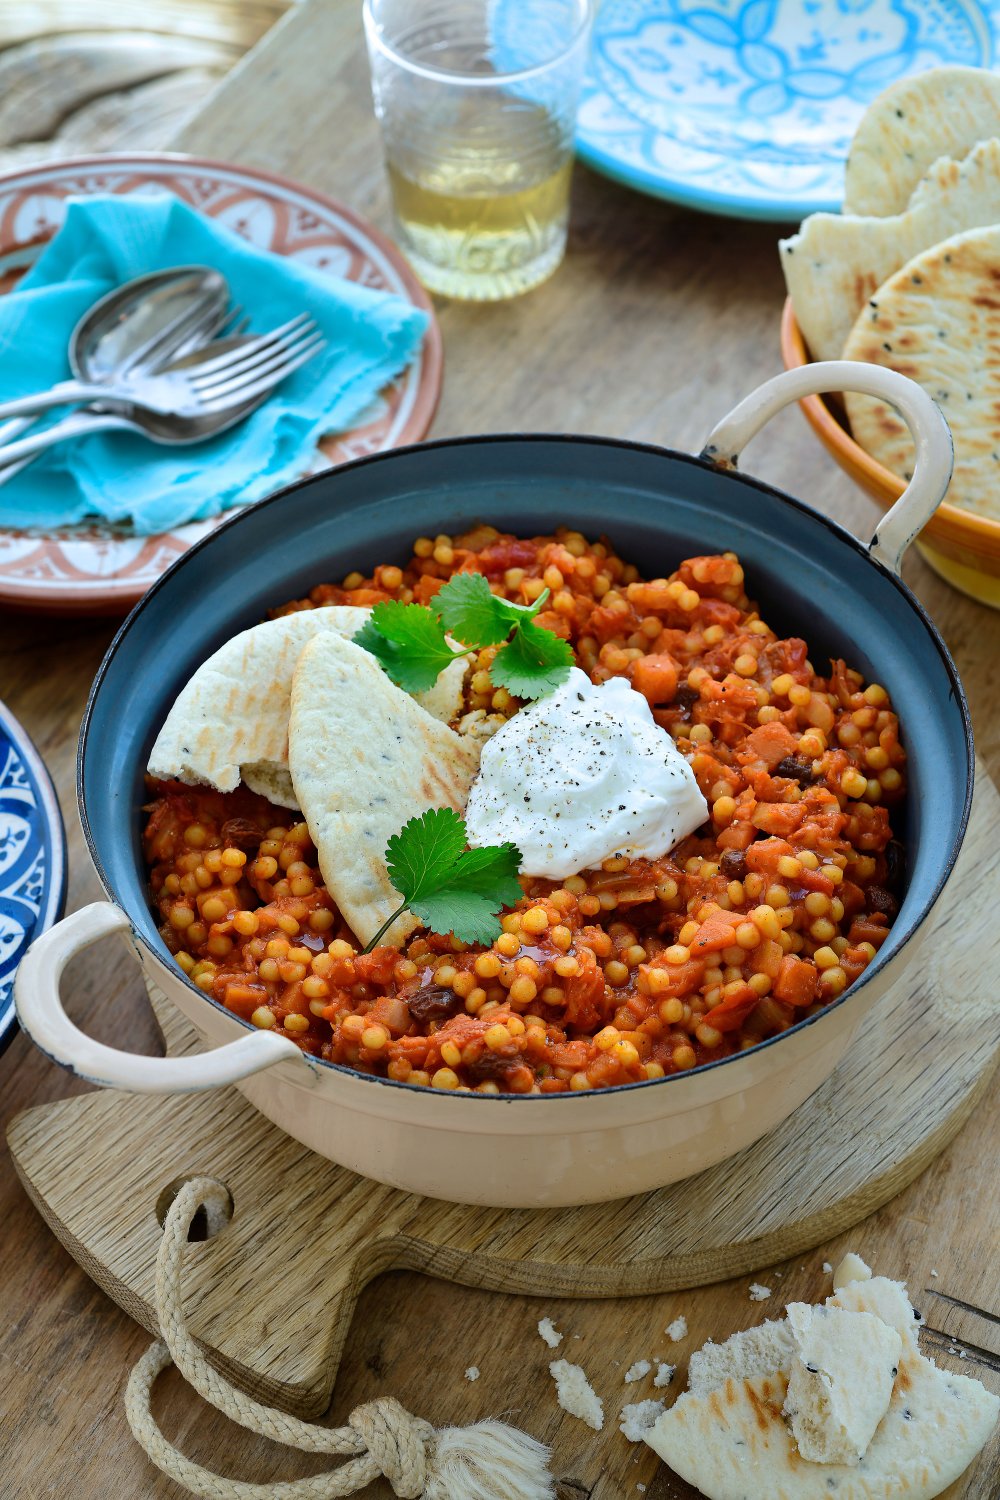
(15, 902, 315, 1094)
(700, 360, 953, 576)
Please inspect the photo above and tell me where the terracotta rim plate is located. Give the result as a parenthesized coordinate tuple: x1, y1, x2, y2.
(0, 699, 66, 1055)
(0, 153, 442, 615)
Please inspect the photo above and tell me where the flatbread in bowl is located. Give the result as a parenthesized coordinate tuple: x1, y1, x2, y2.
(843, 66, 1000, 217)
(288, 635, 480, 949)
(147, 605, 467, 809)
(843, 225, 1000, 522)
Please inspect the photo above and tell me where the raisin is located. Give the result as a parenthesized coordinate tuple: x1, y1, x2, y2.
(866, 885, 898, 919)
(468, 1048, 519, 1081)
(720, 849, 748, 880)
(406, 986, 463, 1024)
(221, 817, 268, 849)
(672, 684, 699, 722)
(773, 756, 815, 787)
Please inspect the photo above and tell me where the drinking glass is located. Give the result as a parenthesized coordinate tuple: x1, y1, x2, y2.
(363, 0, 592, 301)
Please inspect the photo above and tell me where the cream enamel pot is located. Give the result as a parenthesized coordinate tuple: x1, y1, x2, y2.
(16, 364, 972, 1208)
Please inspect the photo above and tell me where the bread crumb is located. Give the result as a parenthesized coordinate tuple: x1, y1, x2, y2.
(624, 1360, 651, 1383)
(550, 1359, 604, 1431)
(749, 1283, 772, 1301)
(653, 1362, 675, 1389)
(538, 1317, 563, 1348)
(619, 1398, 665, 1442)
(665, 1316, 688, 1342)
(464, 1366, 479, 1382)
(931, 1269, 939, 1277)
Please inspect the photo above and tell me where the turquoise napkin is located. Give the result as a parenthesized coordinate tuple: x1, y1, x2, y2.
(0, 193, 430, 534)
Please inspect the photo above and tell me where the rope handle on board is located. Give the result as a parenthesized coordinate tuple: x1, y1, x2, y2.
(125, 1177, 555, 1500)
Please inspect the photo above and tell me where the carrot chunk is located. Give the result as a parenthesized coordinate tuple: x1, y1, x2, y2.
(773, 955, 820, 1007)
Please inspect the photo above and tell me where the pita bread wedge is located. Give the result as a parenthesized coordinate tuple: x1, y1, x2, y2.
(288, 635, 481, 948)
(843, 67, 1000, 216)
(148, 606, 468, 808)
(783, 1303, 900, 1465)
(779, 137, 1000, 360)
(843, 225, 1000, 522)
(828, 1275, 922, 1362)
(646, 1273, 999, 1499)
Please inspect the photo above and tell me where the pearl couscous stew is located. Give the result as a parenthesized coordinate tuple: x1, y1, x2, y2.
(144, 526, 904, 1094)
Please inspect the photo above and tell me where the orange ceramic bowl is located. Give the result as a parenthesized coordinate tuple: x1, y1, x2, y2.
(780, 298, 1000, 608)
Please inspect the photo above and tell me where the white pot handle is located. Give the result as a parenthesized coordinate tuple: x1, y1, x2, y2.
(15, 902, 315, 1093)
(700, 361, 954, 576)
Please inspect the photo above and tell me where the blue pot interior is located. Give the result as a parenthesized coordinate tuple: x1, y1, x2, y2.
(81, 435, 972, 1003)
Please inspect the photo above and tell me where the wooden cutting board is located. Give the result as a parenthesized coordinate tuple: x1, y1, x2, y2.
(8, 770, 1000, 1421)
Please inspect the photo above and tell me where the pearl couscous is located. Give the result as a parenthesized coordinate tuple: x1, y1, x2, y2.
(144, 526, 905, 1094)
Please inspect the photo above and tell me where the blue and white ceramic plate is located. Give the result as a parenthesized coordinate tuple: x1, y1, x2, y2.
(0, 700, 66, 1054)
(576, 0, 1000, 219)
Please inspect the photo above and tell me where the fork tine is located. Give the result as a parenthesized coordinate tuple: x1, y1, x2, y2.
(193, 332, 326, 403)
(120, 295, 223, 378)
(182, 312, 313, 380)
(196, 337, 326, 414)
(189, 317, 319, 391)
(149, 301, 240, 372)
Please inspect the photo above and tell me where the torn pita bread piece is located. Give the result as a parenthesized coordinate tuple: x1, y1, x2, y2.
(783, 1302, 900, 1465)
(832, 1252, 872, 1292)
(843, 66, 1000, 217)
(686, 1319, 795, 1396)
(779, 137, 1000, 361)
(288, 635, 481, 948)
(645, 1271, 999, 1499)
(843, 224, 1000, 522)
(147, 606, 468, 809)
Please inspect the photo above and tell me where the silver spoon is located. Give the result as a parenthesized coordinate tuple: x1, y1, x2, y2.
(0, 266, 229, 425)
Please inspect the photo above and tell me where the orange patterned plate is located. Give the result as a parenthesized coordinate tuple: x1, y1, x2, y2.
(0, 153, 442, 615)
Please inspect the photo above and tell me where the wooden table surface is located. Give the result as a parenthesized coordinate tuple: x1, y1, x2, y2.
(1, 3, 998, 1496)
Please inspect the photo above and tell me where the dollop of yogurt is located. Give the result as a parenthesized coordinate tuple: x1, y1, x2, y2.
(464, 668, 708, 879)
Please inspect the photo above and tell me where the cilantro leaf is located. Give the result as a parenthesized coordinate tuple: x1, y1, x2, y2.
(364, 808, 523, 950)
(491, 618, 574, 700)
(353, 602, 466, 693)
(434, 572, 549, 646)
(384, 806, 467, 902)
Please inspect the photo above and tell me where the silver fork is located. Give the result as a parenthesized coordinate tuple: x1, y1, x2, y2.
(0, 317, 324, 468)
(0, 293, 236, 453)
(0, 304, 249, 487)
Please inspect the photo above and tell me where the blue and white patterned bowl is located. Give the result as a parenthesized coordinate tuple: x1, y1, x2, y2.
(576, 0, 1000, 218)
(0, 701, 66, 1054)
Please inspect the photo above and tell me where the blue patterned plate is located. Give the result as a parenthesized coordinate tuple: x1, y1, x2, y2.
(0, 700, 66, 1054)
(575, 0, 1000, 219)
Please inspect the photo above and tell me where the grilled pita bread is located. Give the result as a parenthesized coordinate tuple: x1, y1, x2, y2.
(147, 606, 468, 808)
(646, 1359, 998, 1500)
(646, 1275, 999, 1498)
(843, 225, 1000, 521)
(780, 137, 1000, 360)
(288, 635, 481, 948)
(843, 67, 1000, 216)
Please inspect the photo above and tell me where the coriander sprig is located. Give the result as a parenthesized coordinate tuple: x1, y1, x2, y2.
(353, 601, 471, 694)
(353, 571, 573, 701)
(363, 808, 522, 952)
